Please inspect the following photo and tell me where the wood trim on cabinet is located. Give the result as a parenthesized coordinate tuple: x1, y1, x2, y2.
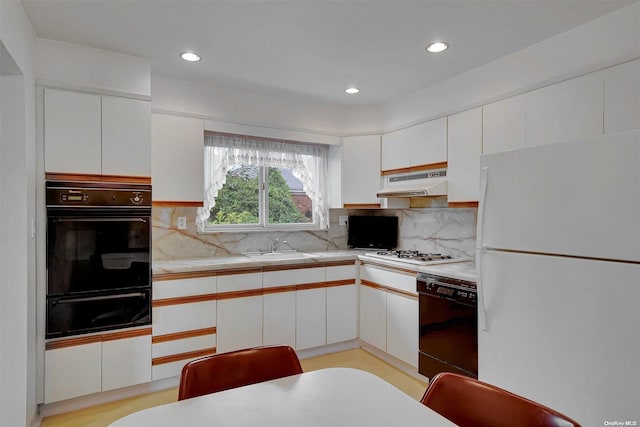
(46, 327, 152, 350)
(296, 282, 330, 291)
(380, 162, 448, 176)
(343, 203, 381, 209)
(325, 279, 356, 288)
(152, 347, 217, 366)
(45, 172, 151, 184)
(152, 327, 217, 344)
(152, 201, 204, 207)
(153, 271, 218, 281)
(216, 289, 264, 300)
(360, 279, 388, 292)
(262, 263, 324, 273)
(360, 260, 417, 275)
(262, 285, 297, 295)
(386, 287, 419, 300)
(323, 260, 357, 268)
(215, 267, 264, 277)
(360, 279, 417, 300)
(153, 293, 218, 307)
(448, 201, 479, 208)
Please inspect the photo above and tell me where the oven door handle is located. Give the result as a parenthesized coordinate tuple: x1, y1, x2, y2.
(53, 292, 147, 304)
(53, 217, 147, 223)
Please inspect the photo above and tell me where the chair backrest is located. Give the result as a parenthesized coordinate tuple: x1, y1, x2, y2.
(178, 345, 303, 400)
(420, 372, 581, 427)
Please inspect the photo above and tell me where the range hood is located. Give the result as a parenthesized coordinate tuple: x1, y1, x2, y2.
(377, 169, 447, 198)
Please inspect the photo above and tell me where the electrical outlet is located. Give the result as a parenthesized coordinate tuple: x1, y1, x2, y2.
(339, 215, 348, 226)
(178, 217, 187, 230)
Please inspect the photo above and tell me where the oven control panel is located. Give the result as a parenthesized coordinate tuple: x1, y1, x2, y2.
(46, 181, 151, 207)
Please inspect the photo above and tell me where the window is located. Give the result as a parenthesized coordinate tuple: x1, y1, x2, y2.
(196, 132, 329, 231)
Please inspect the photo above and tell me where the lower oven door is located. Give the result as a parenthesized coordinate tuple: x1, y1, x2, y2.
(418, 291, 478, 379)
(46, 289, 151, 338)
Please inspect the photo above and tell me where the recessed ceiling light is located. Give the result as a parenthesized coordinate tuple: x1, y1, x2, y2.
(345, 87, 360, 94)
(426, 42, 448, 53)
(180, 52, 201, 62)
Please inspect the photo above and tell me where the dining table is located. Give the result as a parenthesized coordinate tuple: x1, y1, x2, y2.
(109, 367, 456, 426)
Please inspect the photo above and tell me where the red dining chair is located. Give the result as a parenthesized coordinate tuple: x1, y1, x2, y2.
(420, 372, 581, 427)
(178, 345, 303, 400)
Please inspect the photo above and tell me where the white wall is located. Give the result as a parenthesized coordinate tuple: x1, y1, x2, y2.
(0, 1, 37, 426)
(36, 38, 151, 98)
(383, 1, 640, 131)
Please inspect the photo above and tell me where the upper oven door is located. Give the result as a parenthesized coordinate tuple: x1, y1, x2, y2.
(47, 211, 151, 295)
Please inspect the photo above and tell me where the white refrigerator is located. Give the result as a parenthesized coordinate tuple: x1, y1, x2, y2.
(476, 130, 640, 425)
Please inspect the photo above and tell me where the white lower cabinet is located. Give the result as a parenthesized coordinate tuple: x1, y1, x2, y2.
(359, 285, 387, 351)
(326, 284, 358, 344)
(263, 292, 296, 347)
(102, 336, 152, 391)
(45, 342, 102, 403)
(296, 288, 327, 350)
(386, 292, 418, 367)
(326, 264, 358, 344)
(44, 334, 151, 404)
(217, 296, 263, 353)
(359, 263, 418, 367)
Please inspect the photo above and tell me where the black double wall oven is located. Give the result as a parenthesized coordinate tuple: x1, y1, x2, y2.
(46, 181, 152, 338)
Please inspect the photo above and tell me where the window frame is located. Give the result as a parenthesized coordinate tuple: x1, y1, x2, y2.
(200, 164, 320, 233)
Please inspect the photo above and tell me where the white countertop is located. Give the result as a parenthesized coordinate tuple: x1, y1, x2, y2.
(153, 250, 477, 282)
(152, 250, 367, 275)
(109, 368, 455, 427)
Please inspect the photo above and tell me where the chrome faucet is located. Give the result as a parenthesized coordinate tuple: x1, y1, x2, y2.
(270, 238, 287, 253)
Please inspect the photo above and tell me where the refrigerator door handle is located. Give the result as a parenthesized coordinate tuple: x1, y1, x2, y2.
(476, 248, 488, 331)
(477, 166, 489, 249)
(476, 166, 489, 331)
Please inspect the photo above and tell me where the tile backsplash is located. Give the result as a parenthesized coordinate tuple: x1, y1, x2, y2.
(152, 207, 477, 261)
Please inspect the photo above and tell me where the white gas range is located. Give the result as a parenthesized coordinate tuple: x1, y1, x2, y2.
(363, 250, 468, 266)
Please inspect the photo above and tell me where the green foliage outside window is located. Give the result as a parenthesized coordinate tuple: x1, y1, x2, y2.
(209, 167, 306, 225)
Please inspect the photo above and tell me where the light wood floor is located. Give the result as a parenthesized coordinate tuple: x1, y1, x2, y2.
(40, 348, 428, 427)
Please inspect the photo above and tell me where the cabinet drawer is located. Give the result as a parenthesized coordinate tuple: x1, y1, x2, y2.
(361, 265, 416, 295)
(326, 264, 356, 281)
(217, 272, 262, 292)
(152, 300, 216, 336)
(152, 333, 216, 359)
(263, 267, 324, 288)
(153, 276, 216, 300)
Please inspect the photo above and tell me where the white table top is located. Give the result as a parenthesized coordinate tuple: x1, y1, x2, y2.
(110, 368, 455, 426)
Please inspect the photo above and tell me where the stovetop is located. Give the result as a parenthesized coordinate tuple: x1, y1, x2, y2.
(364, 250, 468, 266)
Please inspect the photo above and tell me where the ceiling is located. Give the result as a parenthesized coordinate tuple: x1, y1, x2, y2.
(22, 0, 634, 106)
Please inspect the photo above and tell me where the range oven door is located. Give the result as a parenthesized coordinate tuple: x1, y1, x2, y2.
(47, 211, 151, 295)
(46, 288, 151, 338)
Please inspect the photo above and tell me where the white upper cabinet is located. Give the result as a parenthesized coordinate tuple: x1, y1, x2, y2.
(482, 95, 526, 155)
(341, 135, 381, 206)
(151, 114, 204, 203)
(44, 88, 151, 177)
(604, 59, 640, 134)
(381, 118, 447, 171)
(101, 96, 151, 176)
(524, 72, 603, 147)
(44, 89, 102, 174)
(447, 107, 482, 203)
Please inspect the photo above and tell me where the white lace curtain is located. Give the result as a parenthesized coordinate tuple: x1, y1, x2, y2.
(196, 133, 329, 229)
